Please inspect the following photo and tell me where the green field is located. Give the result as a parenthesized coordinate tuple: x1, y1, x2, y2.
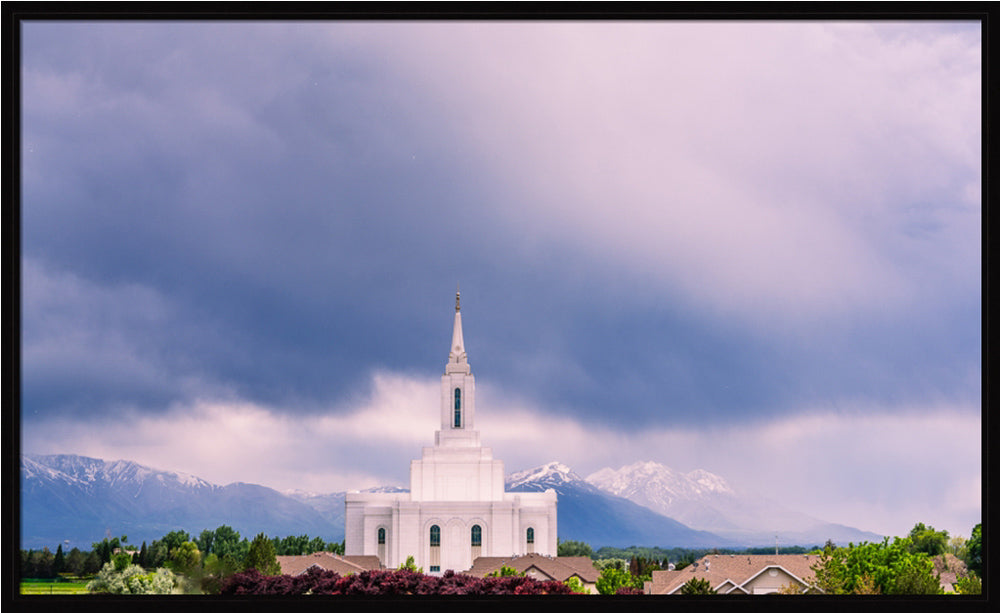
(20, 580, 90, 595)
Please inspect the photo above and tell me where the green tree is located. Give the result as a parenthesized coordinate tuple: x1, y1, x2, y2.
(82, 550, 103, 575)
(908, 522, 949, 556)
(87, 561, 178, 594)
(398, 555, 423, 573)
(308, 536, 326, 554)
(196, 529, 215, 555)
(954, 573, 981, 595)
(65, 547, 86, 577)
(326, 540, 345, 555)
(965, 523, 981, 576)
(53, 544, 66, 575)
(595, 566, 641, 595)
(135, 541, 148, 568)
(487, 565, 524, 577)
(91, 537, 121, 566)
(161, 530, 191, 554)
(146, 540, 170, 569)
(112, 551, 132, 572)
(564, 576, 589, 594)
(680, 577, 714, 595)
(29, 548, 56, 578)
(243, 533, 280, 576)
(594, 558, 627, 571)
(851, 574, 880, 595)
(557, 539, 594, 558)
(209, 525, 245, 565)
(810, 537, 942, 595)
(947, 535, 968, 559)
(169, 541, 202, 575)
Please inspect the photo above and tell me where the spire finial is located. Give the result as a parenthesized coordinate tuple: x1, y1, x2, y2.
(456, 284, 461, 312)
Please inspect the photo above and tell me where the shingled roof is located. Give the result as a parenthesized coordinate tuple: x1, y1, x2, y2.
(646, 554, 822, 595)
(465, 553, 600, 584)
(932, 553, 970, 593)
(276, 551, 383, 576)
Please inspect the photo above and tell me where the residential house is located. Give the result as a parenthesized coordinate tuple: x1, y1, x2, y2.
(645, 554, 823, 595)
(276, 551, 382, 576)
(465, 553, 600, 593)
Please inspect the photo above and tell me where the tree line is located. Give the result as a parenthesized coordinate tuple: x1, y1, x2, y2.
(20, 525, 345, 593)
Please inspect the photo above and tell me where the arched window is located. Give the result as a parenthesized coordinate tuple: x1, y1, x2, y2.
(453, 388, 462, 428)
(471, 524, 483, 562)
(526, 527, 534, 544)
(377, 527, 387, 565)
(429, 525, 441, 572)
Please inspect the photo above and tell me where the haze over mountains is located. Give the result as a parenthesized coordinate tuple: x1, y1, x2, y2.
(583, 461, 882, 547)
(20, 454, 880, 550)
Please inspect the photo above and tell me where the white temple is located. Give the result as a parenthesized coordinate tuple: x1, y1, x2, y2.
(344, 290, 557, 573)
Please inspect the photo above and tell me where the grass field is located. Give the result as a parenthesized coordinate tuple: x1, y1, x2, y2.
(20, 580, 89, 595)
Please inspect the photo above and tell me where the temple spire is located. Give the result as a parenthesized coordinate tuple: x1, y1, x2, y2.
(448, 287, 468, 368)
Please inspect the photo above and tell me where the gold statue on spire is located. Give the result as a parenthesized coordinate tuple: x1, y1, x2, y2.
(456, 284, 461, 312)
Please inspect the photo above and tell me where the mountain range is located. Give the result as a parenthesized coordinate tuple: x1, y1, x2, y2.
(20, 454, 880, 551)
(583, 461, 883, 548)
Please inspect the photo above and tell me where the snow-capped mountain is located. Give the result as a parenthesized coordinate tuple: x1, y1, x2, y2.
(21, 455, 879, 551)
(21, 454, 344, 549)
(587, 461, 735, 505)
(507, 461, 586, 490)
(506, 461, 736, 549)
(585, 461, 882, 547)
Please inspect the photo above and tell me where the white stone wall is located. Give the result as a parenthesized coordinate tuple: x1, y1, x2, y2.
(346, 491, 557, 573)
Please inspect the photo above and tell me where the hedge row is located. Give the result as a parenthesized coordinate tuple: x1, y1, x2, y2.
(221, 567, 579, 595)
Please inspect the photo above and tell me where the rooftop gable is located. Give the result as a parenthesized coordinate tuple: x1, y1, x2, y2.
(651, 554, 822, 595)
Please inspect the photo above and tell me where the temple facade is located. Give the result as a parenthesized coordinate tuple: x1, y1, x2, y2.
(344, 291, 557, 573)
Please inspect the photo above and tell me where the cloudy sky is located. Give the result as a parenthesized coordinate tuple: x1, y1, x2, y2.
(20, 19, 981, 540)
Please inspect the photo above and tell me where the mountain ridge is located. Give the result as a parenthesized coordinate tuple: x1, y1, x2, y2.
(21, 454, 879, 551)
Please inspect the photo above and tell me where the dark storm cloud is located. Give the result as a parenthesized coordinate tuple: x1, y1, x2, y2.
(20, 22, 980, 436)
(21, 22, 506, 417)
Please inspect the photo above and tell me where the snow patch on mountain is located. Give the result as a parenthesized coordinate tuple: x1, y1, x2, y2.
(586, 461, 735, 503)
(506, 461, 584, 489)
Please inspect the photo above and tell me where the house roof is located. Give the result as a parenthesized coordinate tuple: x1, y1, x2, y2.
(276, 552, 382, 576)
(465, 553, 600, 583)
(647, 554, 822, 595)
(932, 553, 970, 592)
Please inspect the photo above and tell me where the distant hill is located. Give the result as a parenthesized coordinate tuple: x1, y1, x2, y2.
(20, 454, 343, 549)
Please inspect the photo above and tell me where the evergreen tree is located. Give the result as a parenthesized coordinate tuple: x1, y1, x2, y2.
(243, 533, 281, 576)
(136, 541, 148, 568)
(53, 544, 66, 575)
